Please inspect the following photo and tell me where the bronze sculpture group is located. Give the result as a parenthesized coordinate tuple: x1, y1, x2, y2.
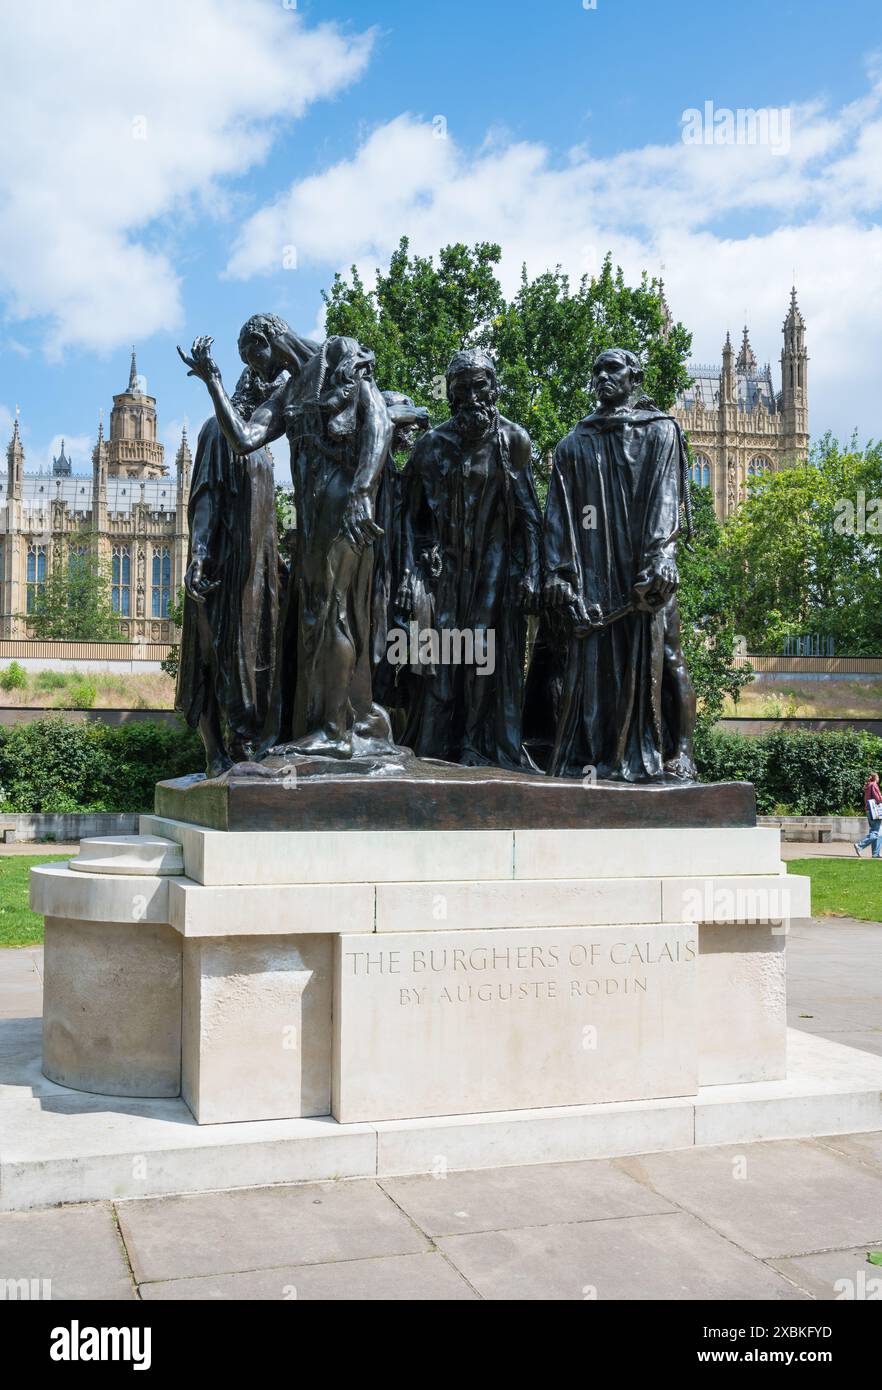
(177, 320, 696, 783)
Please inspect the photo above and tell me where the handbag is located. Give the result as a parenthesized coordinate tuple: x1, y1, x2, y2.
(868, 798, 882, 821)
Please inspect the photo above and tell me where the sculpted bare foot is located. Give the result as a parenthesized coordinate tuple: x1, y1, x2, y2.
(287, 728, 354, 759)
(353, 703, 393, 741)
(206, 753, 234, 779)
(664, 751, 697, 780)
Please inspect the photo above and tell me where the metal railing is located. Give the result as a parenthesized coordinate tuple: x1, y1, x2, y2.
(0, 639, 172, 661)
(736, 654, 882, 673)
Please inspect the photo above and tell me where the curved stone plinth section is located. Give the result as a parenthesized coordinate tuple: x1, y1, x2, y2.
(32, 835, 184, 1099)
(42, 916, 182, 1098)
(70, 834, 183, 876)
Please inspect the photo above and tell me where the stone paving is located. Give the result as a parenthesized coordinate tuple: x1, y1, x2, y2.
(0, 914, 880, 1299)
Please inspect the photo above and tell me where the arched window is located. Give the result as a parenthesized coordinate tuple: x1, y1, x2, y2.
(748, 456, 772, 478)
(690, 454, 712, 488)
(151, 545, 171, 618)
(112, 545, 131, 616)
(26, 543, 47, 613)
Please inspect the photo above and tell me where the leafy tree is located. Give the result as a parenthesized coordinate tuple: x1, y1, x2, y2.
(493, 257, 692, 476)
(723, 436, 882, 653)
(679, 482, 752, 733)
(323, 241, 693, 488)
(26, 547, 122, 641)
(160, 587, 186, 681)
(323, 237, 504, 423)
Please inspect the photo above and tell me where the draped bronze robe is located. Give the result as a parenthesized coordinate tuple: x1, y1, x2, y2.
(533, 405, 688, 781)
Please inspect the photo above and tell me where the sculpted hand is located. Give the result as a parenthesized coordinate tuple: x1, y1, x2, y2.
(518, 578, 540, 614)
(184, 556, 220, 604)
(543, 576, 589, 627)
(177, 335, 221, 385)
(340, 492, 384, 553)
(635, 561, 678, 611)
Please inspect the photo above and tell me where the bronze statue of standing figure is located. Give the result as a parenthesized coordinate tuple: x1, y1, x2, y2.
(175, 360, 285, 776)
(396, 349, 542, 769)
(178, 317, 396, 761)
(525, 348, 696, 782)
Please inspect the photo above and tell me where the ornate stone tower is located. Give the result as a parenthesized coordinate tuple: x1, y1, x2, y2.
(673, 289, 810, 519)
(91, 417, 108, 534)
(6, 412, 24, 502)
(780, 286, 809, 447)
(107, 348, 167, 479)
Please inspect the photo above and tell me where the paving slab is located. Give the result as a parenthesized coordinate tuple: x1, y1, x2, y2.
(117, 1180, 430, 1283)
(616, 1139, 882, 1259)
(814, 1130, 882, 1171)
(0, 949, 43, 982)
(768, 1245, 882, 1300)
(139, 1251, 477, 1301)
(380, 1158, 676, 1236)
(0, 1202, 134, 1300)
(438, 1211, 807, 1300)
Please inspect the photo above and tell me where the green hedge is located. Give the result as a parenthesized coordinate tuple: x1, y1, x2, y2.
(0, 717, 877, 817)
(0, 718, 202, 814)
(695, 728, 882, 816)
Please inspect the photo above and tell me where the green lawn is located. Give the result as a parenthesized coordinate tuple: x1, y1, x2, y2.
(0, 854, 73, 947)
(788, 858, 882, 922)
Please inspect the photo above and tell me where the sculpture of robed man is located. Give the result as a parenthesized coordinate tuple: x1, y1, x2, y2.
(527, 348, 696, 782)
(396, 349, 542, 769)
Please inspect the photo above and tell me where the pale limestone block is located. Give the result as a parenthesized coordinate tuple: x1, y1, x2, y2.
(698, 923, 787, 1085)
(42, 916, 181, 1098)
(183, 936, 333, 1124)
(141, 816, 514, 887)
(30, 863, 170, 925)
(70, 835, 183, 876)
(374, 1099, 695, 1176)
(374, 877, 663, 933)
(513, 827, 781, 881)
(333, 924, 698, 1123)
(662, 873, 810, 925)
(168, 880, 374, 937)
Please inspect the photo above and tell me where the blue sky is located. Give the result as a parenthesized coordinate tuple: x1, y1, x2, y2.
(1, 0, 881, 474)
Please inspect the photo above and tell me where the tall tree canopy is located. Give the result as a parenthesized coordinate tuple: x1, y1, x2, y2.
(323, 238, 692, 484)
(679, 482, 752, 730)
(26, 548, 122, 642)
(723, 436, 882, 654)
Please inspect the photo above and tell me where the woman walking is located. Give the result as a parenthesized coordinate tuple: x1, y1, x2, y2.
(854, 772, 882, 858)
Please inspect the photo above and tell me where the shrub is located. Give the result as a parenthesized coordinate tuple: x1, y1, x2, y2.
(64, 676, 97, 709)
(696, 728, 882, 815)
(0, 661, 28, 693)
(34, 669, 69, 692)
(0, 717, 202, 814)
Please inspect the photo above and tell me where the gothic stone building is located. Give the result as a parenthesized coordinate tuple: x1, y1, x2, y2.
(672, 287, 809, 519)
(0, 352, 191, 640)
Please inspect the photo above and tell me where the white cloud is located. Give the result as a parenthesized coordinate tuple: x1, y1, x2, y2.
(226, 70, 882, 440)
(0, 0, 373, 357)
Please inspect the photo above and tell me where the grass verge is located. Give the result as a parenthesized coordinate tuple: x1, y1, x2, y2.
(787, 857, 882, 922)
(0, 853, 73, 947)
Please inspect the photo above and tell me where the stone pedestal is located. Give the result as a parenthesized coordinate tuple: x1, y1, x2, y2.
(30, 804, 809, 1131)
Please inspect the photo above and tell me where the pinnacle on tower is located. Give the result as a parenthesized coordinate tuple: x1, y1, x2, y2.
(52, 437, 72, 477)
(176, 422, 192, 490)
(736, 325, 757, 372)
(128, 346, 140, 394)
(6, 411, 24, 500)
(783, 285, 805, 332)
